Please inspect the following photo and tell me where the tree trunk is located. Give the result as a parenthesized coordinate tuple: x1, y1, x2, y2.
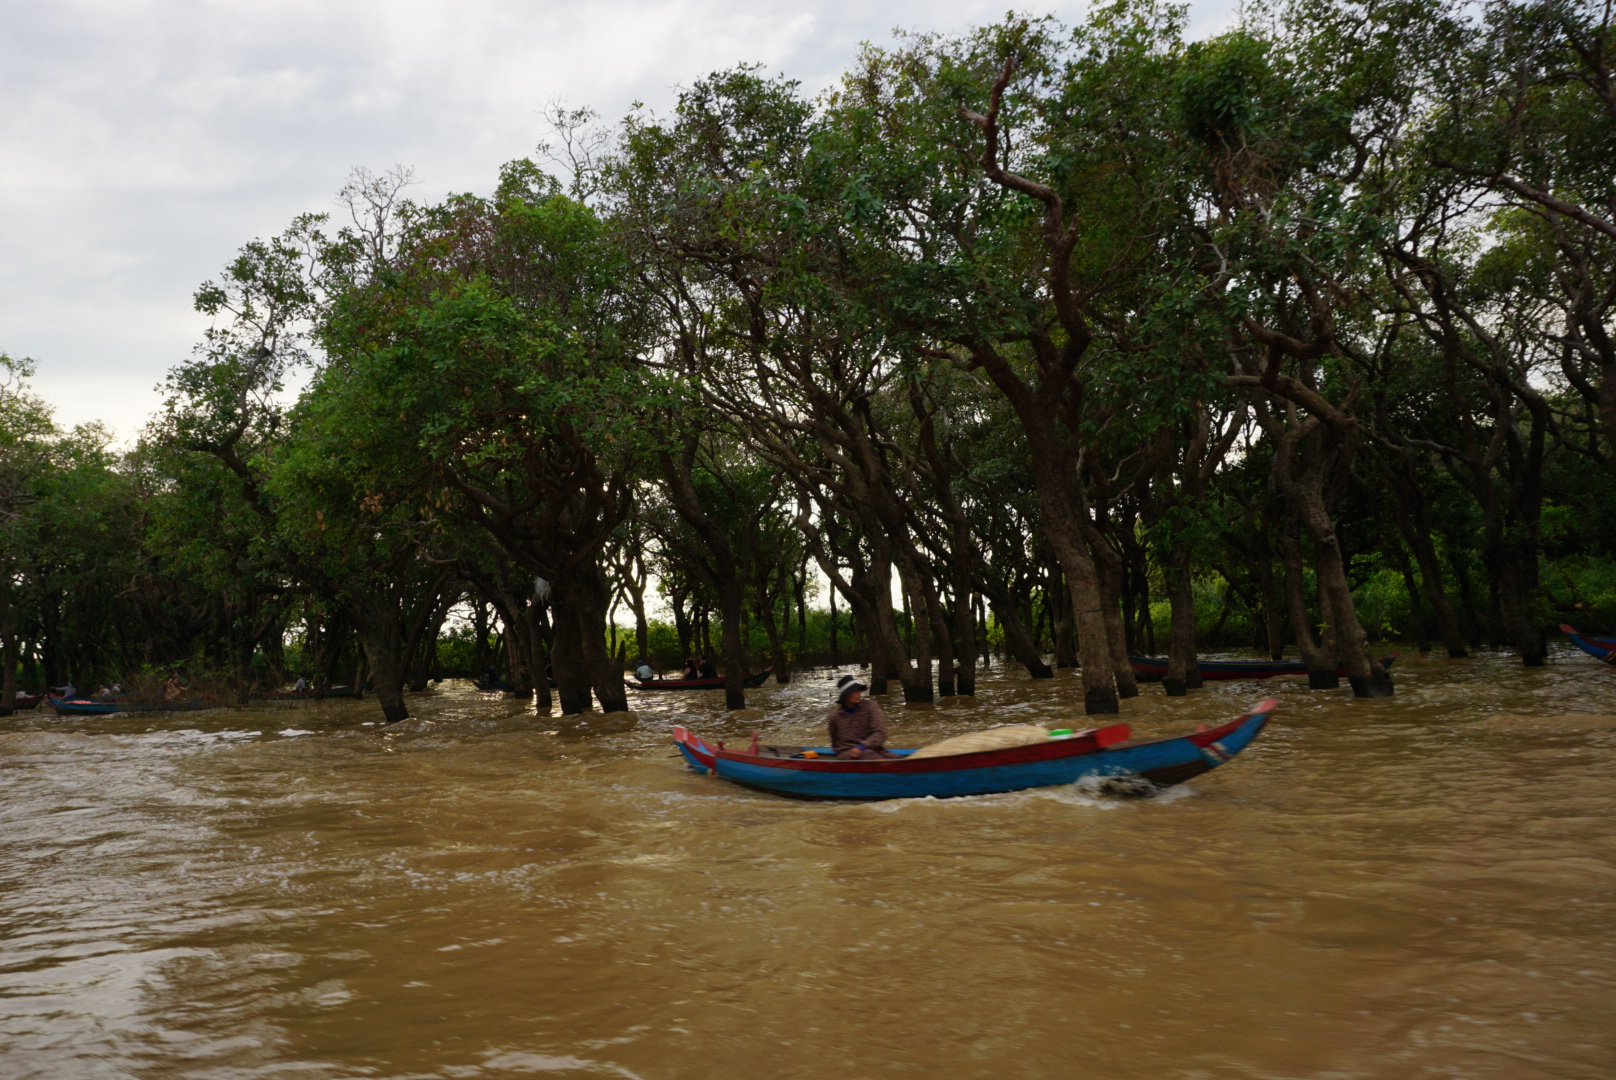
(718, 585, 748, 711)
(526, 600, 552, 712)
(1391, 541, 1430, 654)
(1299, 488, 1392, 696)
(1408, 525, 1467, 658)
(757, 581, 789, 687)
(1256, 551, 1286, 660)
(1163, 549, 1201, 696)
(951, 566, 977, 696)
(1279, 518, 1336, 687)
(549, 599, 591, 715)
(352, 606, 408, 723)
(829, 586, 840, 668)
(985, 593, 1053, 678)
(1048, 555, 1078, 668)
(1033, 509, 1116, 713)
(0, 606, 16, 718)
(566, 564, 630, 714)
(1497, 535, 1546, 666)
(1088, 529, 1142, 701)
(1386, 456, 1468, 657)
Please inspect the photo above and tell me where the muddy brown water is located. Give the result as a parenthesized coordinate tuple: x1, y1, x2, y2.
(2, 651, 1614, 1079)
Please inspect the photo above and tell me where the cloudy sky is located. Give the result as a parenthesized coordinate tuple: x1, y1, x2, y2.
(2, 0, 1240, 440)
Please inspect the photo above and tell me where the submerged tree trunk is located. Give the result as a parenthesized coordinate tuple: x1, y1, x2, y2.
(1298, 486, 1391, 696)
(0, 606, 16, 718)
(757, 579, 790, 687)
(1279, 516, 1335, 688)
(351, 602, 408, 723)
(549, 597, 591, 715)
(951, 567, 977, 696)
(1163, 550, 1201, 697)
(985, 592, 1053, 679)
(566, 563, 630, 714)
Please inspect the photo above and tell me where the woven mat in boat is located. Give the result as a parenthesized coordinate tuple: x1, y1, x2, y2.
(906, 725, 1051, 759)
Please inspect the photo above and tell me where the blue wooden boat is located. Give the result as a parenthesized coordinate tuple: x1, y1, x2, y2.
(47, 694, 212, 715)
(47, 695, 122, 715)
(672, 698, 1275, 800)
(1561, 624, 1616, 664)
(1130, 653, 1397, 682)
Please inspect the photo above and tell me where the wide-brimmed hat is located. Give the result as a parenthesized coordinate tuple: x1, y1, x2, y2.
(835, 674, 867, 704)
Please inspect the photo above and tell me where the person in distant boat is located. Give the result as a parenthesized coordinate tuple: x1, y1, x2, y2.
(634, 658, 655, 681)
(683, 657, 701, 680)
(95, 685, 112, 699)
(698, 657, 718, 679)
(162, 674, 185, 701)
(293, 676, 309, 693)
(53, 681, 77, 700)
(827, 675, 896, 759)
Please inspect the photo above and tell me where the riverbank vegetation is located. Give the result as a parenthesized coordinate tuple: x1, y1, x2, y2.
(4, 0, 1614, 719)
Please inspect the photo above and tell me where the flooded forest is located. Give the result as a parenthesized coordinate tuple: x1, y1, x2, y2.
(3, 0, 1616, 1076)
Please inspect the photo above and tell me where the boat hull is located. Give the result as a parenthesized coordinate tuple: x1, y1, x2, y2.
(1561, 624, 1616, 664)
(47, 695, 122, 715)
(633, 669, 772, 691)
(677, 700, 1275, 800)
(1130, 654, 1397, 681)
(47, 695, 211, 715)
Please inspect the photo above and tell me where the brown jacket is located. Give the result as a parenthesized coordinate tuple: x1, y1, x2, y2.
(827, 698, 889, 755)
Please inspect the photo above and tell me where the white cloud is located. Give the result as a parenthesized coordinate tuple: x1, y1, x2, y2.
(1, 0, 1240, 438)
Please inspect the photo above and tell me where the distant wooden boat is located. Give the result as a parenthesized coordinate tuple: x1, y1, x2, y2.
(47, 695, 123, 715)
(250, 686, 356, 700)
(473, 678, 555, 691)
(1561, 624, 1616, 664)
(47, 695, 212, 715)
(631, 669, 773, 690)
(6, 692, 43, 711)
(673, 698, 1275, 800)
(1129, 653, 1399, 682)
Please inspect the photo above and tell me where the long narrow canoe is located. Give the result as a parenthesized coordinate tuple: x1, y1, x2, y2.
(6, 693, 42, 711)
(250, 686, 356, 700)
(631, 669, 773, 691)
(1130, 653, 1398, 682)
(47, 695, 123, 715)
(47, 695, 212, 715)
(672, 698, 1275, 800)
(1561, 624, 1616, 664)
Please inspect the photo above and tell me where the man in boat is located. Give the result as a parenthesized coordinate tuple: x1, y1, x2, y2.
(698, 656, 718, 679)
(634, 657, 655, 682)
(162, 673, 185, 701)
(827, 675, 897, 759)
(293, 676, 309, 693)
(682, 657, 700, 680)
